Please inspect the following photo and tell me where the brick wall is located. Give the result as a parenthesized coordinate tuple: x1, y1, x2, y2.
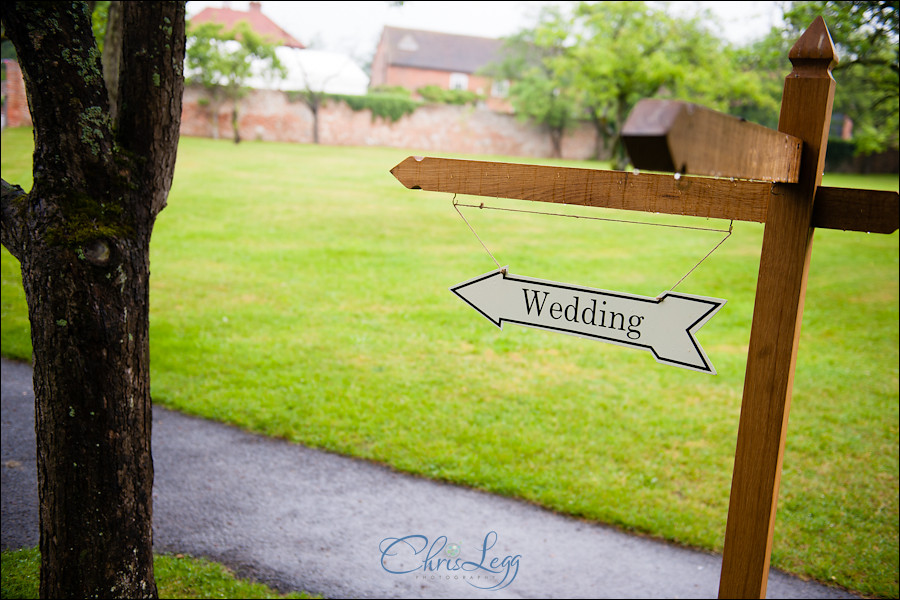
(0, 60, 596, 160)
(2, 60, 32, 129)
(182, 84, 600, 160)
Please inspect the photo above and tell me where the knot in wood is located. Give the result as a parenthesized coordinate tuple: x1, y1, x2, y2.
(83, 239, 111, 265)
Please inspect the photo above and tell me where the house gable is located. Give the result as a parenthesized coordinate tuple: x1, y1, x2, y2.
(377, 26, 505, 75)
(370, 26, 512, 112)
(191, 1, 304, 49)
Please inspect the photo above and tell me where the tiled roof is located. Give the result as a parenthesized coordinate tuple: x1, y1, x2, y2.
(380, 26, 506, 74)
(191, 2, 304, 49)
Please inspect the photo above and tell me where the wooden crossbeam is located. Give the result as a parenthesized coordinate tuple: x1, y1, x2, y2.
(622, 99, 803, 183)
(391, 156, 899, 234)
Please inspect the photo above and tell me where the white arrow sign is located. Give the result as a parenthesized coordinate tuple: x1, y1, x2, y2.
(450, 268, 726, 374)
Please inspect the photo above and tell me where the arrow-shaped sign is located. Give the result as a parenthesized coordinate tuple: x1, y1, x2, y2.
(451, 268, 726, 374)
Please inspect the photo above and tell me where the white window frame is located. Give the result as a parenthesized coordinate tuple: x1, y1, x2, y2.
(449, 72, 469, 91)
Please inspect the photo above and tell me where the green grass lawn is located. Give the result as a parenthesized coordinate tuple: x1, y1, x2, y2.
(0, 547, 317, 599)
(2, 127, 897, 597)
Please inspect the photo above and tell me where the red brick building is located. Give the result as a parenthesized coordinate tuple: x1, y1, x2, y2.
(370, 26, 512, 113)
(190, 1, 304, 48)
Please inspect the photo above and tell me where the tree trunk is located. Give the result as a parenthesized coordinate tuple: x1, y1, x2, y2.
(209, 94, 223, 139)
(610, 137, 628, 171)
(232, 100, 241, 144)
(549, 126, 563, 158)
(611, 95, 629, 170)
(588, 108, 612, 162)
(1, 3, 185, 598)
(101, 1, 124, 122)
(307, 94, 321, 144)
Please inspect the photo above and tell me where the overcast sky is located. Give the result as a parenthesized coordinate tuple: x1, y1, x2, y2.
(185, 1, 783, 61)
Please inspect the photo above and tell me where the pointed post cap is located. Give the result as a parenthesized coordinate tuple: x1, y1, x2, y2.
(789, 16, 838, 71)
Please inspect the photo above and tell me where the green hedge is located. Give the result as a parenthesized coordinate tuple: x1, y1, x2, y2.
(330, 93, 420, 123)
(286, 90, 420, 123)
(416, 84, 483, 106)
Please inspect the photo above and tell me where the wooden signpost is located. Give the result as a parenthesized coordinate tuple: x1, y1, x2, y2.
(391, 18, 898, 599)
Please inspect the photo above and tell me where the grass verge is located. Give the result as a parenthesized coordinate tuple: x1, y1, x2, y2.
(0, 547, 318, 599)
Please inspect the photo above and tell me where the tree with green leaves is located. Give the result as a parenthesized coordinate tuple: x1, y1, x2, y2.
(570, 1, 777, 167)
(491, 1, 779, 167)
(785, 1, 898, 154)
(488, 5, 580, 158)
(185, 20, 284, 143)
(568, 1, 687, 166)
(1, 2, 185, 597)
(733, 1, 898, 156)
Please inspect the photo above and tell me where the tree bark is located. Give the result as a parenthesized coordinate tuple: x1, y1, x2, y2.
(207, 91, 224, 139)
(101, 1, 124, 123)
(1, 2, 185, 598)
(312, 102, 320, 145)
(232, 100, 241, 144)
(548, 125, 563, 158)
(588, 107, 613, 162)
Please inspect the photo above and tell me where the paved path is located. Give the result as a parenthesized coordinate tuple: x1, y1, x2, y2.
(2, 358, 859, 599)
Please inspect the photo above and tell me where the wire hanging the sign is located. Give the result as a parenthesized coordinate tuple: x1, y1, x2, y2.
(452, 198, 733, 234)
(451, 195, 733, 290)
(452, 194, 505, 273)
(667, 220, 732, 291)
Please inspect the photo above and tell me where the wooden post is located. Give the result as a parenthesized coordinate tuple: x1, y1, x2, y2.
(718, 17, 837, 599)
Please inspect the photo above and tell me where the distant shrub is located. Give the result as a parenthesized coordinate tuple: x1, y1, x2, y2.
(416, 85, 483, 106)
(330, 93, 420, 123)
(282, 83, 483, 123)
(285, 89, 419, 123)
(368, 85, 413, 99)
